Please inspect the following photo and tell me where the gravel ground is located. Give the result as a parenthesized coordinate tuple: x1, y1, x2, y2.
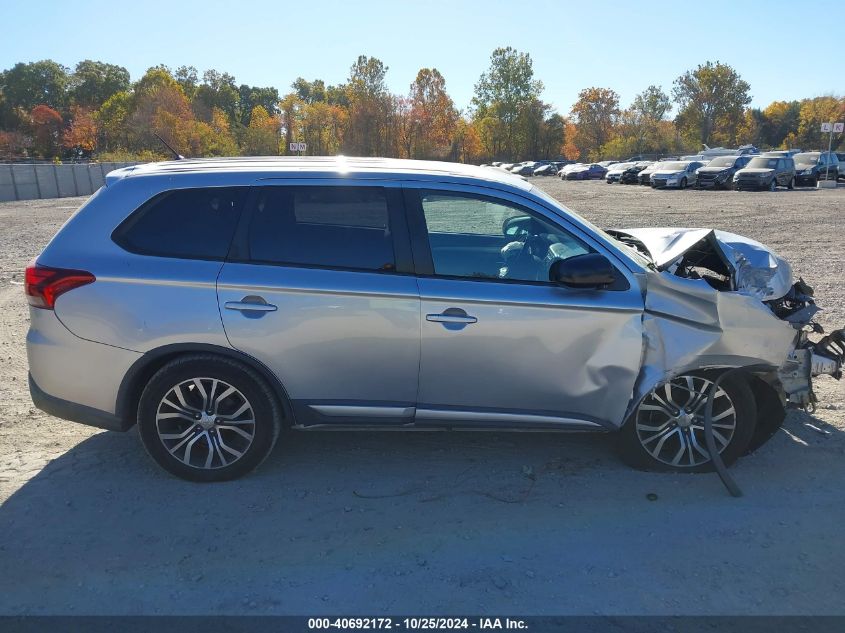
(0, 182, 844, 616)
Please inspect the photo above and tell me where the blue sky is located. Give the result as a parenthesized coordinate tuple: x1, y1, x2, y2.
(1, 0, 837, 115)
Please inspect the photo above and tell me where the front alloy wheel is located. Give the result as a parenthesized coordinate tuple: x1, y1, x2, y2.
(617, 372, 756, 472)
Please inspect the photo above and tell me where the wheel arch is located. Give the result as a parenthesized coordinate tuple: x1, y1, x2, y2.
(621, 364, 780, 429)
(115, 343, 295, 429)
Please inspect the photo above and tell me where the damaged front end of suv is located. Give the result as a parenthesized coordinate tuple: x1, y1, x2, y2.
(610, 227, 844, 421)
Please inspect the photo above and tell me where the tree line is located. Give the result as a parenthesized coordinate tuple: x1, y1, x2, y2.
(0, 51, 842, 163)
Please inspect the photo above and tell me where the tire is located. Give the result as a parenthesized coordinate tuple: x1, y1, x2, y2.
(769, 178, 777, 192)
(680, 177, 687, 189)
(616, 370, 757, 473)
(788, 177, 795, 190)
(137, 354, 283, 482)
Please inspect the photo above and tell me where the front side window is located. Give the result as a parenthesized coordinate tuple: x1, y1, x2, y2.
(113, 187, 247, 260)
(420, 191, 591, 283)
(248, 186, 395, 272)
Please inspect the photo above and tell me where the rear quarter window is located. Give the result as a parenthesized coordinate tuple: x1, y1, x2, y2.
(112, 187, 248, 260)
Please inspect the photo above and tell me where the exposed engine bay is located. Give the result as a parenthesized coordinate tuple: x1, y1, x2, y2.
(610, 227, 844, 411)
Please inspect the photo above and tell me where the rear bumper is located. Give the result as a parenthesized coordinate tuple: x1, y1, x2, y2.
(29, 373, 132, 432)
(26, 306, 141, 428)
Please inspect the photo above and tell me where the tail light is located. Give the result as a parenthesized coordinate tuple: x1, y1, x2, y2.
(25, 262, 95, 310)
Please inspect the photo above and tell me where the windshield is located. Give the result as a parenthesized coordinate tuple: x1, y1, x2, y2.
(793, 153, 819, 166)
(610, 163, 633, 171)
(529, 186, 655, 270)
(655, 162, 688, 171)
(708, 156, 737, 167)
(747, 157, 778, 169)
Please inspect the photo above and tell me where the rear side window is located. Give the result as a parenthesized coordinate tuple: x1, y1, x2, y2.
(248, 186, 395, 271)
(113, 187, 247, 260)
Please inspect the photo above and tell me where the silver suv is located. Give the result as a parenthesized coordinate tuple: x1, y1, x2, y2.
(26, 158, 843, 481)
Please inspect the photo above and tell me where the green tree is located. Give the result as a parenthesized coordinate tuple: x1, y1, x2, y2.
(672, 61, 751, 146)
(96, 90, 132, 151)
(0, 60, 69, 111)
(192, 69, 240, 124)
(472, 47, 543, 160)
(69, 60, 130, 109)
(237, 85, 280, 126)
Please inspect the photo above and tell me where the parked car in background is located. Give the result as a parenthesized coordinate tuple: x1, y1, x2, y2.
(512, 162, 538, 176)
(620, 162, 652, 184)
(793, 151, 840, 186)
(650, 161, 705, 189)
(733, 155, 795, 191)
(695, 155, 752, 189)
(605, 162, 635, 183)
(838, 153, 845, 181)
(597, 160, 619, 168)
(500, 163, 516, 171)
(763, 149, 803, 158)
(558, 163, 583, 178)
(565, 163, 609, 180)
(637, 162, 662, 185)
(533, 162, 562, 176)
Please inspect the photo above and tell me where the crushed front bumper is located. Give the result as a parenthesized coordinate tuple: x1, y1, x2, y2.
(778, 328, 844, 409)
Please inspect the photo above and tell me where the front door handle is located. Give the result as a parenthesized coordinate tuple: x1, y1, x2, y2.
(224, 296, 277, 312)
(426, 307, 477, 325)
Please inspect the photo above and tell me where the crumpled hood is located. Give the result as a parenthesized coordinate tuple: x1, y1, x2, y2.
(612, 227, 794, 301)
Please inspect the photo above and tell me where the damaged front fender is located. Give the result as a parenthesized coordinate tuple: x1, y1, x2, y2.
(627, 270, 799, 420)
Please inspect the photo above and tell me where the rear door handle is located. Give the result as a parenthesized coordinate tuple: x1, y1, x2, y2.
(426, 314, 477, 324)
(224, 296, 277, 312)
(426, 308, 477, 325)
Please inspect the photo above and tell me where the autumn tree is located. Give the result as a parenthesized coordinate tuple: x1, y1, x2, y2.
(472, 47, 543, 160)
(343, 56, 394, 156)
(128, 67, 195, 155)
(407, 68, 458, 159)
(672, 61, 751, 146)
(301, 101, 346, 155)
(796, 96, 845, 150)
(755, 100, 799, 148)
(570, 87, 620, 159)
(70, 60, 130, 109)
(62, 105, 98, 155)
(243, 105, 280, 155)
(29, 105, 63, 158)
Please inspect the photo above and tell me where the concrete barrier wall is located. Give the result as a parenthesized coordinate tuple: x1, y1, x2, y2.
(0, 162, 139, 202)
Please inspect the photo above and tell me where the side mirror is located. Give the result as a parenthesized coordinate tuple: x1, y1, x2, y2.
(550, 253, 616, 289)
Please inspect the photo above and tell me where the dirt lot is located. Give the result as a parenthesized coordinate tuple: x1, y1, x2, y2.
(0, 182, 844, 616)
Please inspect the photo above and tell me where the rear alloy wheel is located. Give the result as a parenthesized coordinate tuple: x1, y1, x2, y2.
(679, 177, 687, 189)
(617, 372, 756, 472)
(138, 355, 282, 481)
(769, 178, 777, 192)
(788, 177, 795, 190)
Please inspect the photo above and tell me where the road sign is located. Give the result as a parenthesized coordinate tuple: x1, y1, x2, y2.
(821, 122, 832, 133)
(834, 122, 844, 133)
(289, 142, 307, 152)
